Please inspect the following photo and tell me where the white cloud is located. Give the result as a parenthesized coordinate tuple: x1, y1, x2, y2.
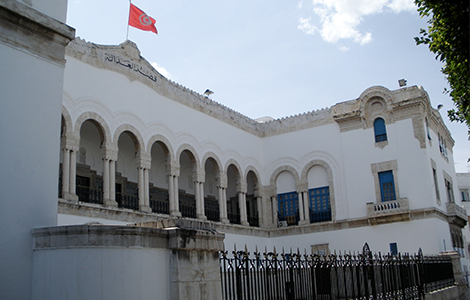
(298, 17, 317, 35)
(151, 62, 171, 79)
(298, 0, 415, 45)
(298, 1, 303, 9)
(339, 46, 350, 51)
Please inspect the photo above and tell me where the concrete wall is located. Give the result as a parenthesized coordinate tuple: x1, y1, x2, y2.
(0, 1, 74, 299)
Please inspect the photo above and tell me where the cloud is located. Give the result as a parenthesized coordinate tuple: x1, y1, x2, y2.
(339, 46, 350, 51)
(298, 0, 415, 45)
(151, 62, 171, 79)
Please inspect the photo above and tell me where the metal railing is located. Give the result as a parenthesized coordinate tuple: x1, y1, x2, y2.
(219, 243, 455, 300)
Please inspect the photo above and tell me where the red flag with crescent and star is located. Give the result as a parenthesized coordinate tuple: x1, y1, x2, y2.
(128, 3, 158, 34)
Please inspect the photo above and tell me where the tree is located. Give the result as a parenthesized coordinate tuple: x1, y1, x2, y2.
(414, 0, 469, 135)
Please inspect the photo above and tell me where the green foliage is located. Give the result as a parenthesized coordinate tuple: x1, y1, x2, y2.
(414, 0, 469, 135)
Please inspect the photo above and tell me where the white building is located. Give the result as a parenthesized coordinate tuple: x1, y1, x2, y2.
(58, 38, 467, 256)
(1, 1, 468, 299)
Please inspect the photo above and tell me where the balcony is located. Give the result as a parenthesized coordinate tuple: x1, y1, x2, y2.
(366, 198, 410, 225)
(446, 202, 468, 227)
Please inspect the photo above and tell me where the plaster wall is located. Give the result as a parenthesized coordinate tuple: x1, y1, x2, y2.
(0, 41, 65, 299)
(32, 247, 170, 300)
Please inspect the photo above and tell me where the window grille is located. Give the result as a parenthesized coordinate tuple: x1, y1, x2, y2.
(308, 186, 331, 223)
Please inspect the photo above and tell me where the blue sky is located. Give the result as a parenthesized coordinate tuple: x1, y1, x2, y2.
(66, 0, 469, 172)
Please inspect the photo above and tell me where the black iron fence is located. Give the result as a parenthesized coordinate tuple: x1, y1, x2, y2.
(219, 243, 455, 300)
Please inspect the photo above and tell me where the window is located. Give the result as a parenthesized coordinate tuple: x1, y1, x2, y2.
(389, 242, 398, 255)
(308, 186, 331, 223)
(445, 178, 454, 203)
(433, 168, 440, 201)
(379, 170, 396, 202)
(373, 118, 387, 143)
(278, 191, 299, 226)
(461, 189, 469, 202)
(438, 133, 448, 159)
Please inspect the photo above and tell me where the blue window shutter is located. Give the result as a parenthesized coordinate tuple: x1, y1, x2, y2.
(374, 118, 387, 142)
(379, 171, 396, 202)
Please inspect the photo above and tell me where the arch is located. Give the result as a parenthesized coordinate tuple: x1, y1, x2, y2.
(113, 124, 145, 154)
(224, 159, 244, 182)
(269, 165, 300, 189)
(301, 159, 336, 222)
(146, 134, 175, 162)
(74, 112, 112, 147)
(61, 106, 73, 138)
(244, 165, 262, 186)
(201, 152, 223, 177)
(175, 144, 201, 171)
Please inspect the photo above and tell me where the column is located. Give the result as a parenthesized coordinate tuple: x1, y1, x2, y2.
(218, 186, 229, 223)
(109, 160, 116, 202)
(239, 192, 249, 226)
(272, 195, 278, 227)
(69, 149, 77, 196)
(138, 167, 144, 207)
(102, 158, 110, 203)
(197, 182, 206, 220)
(169, 174, 175, 213)
(303, 191, 310, 224)
(144, 168, 150, 208)
(102, 146, 117, 207)
(298, 191, 309, 225)
(170, 175, 181, 217)
(62, 148, 70, 197)
(256, 196, 263, 227)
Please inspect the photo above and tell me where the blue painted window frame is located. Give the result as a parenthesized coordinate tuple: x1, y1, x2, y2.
(379, 170, 396, 202)
(308, 186, 331, 223)
(277, 191, 299, 225)
(373, 118, 387, 143)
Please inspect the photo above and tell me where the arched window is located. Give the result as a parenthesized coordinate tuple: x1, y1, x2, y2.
(373, 118, 387, 142)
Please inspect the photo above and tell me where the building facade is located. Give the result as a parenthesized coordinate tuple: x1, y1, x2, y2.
(59, 39, 468, 260)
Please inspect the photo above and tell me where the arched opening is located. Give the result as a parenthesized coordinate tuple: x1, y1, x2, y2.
(246, 170, 259, 227)
(76, 119, 105, 204)
(227, 164, 241, 224)
(204, 157, 220, 222)
(307, 165, 331, 223)
(178, 150, 197, 218)
(276, 171, 298, 226)
(116, 131, 140, 210)
(149, 141, 170, 214)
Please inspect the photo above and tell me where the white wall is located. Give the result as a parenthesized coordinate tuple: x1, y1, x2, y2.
(32, 247, 170, 300)
(0, 40, 66, 299)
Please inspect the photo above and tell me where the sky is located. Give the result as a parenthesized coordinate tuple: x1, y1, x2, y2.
(66, 0, 469, 172)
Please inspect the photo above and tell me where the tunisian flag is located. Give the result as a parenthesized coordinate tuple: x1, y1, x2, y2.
(128, 3, 158, 34)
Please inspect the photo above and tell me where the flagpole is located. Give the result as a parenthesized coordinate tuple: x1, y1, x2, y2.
(126, 0, 131, 40)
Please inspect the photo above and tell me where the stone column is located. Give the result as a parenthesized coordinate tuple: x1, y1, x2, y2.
(272, 195, 278, 227)
(169, 174, 181, 217)
(62, 148, 70, 196)
(136, 153, 151, 213)
(298, 190, 309, 225)
(60, 145, 78, 202)
(303, 191, 310, 223)
(69, 148, 77, 196)
(218, 186, 229, 223)
(109, 160, 116, 202)
(239, 192, 249, 226)
(256, 195, 263, 227)
(144, 168, 150, 208)
(196, 182, 207, 220)
(102, 147, 118, 207)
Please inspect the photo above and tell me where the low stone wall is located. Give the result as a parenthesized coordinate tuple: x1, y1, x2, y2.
(32, 221, 225, 300)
